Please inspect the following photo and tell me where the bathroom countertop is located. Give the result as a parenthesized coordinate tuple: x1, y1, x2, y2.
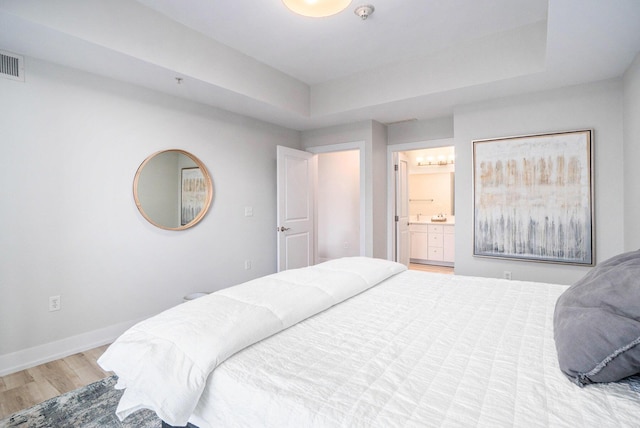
(409, 216, 455, 225)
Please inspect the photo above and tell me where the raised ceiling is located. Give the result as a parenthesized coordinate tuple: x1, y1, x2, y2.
(137, 0, 548, 85)
(0, 0, 639, 130)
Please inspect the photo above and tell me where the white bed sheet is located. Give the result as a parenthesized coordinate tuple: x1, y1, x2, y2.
(190, 270, 640, 428)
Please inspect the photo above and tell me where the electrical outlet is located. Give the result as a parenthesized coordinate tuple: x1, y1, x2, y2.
(244, 260, 252, 270)
(49, 295, 61, 311)
(244, 206, 253, 217)
(503, 271, 512, 280)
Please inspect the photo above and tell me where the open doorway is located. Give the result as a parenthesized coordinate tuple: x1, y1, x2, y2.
(316, 150, 360, 263)
(388, 140, 455, 271)
(307, 141, 366, 264)
(277, 144, 365, 270)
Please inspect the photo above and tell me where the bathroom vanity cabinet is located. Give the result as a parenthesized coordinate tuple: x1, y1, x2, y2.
(409, 221, 454, 266)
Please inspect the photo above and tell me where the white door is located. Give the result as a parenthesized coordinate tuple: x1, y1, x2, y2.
(396, 152, 410, 266)
(276, 146, 315, 272)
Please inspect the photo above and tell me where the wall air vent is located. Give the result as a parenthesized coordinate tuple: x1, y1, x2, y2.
(0, 50, 24, 82)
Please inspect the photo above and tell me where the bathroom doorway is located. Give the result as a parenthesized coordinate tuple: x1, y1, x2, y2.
(388, 140, 455, 269)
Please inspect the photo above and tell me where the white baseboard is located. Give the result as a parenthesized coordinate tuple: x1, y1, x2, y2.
(0, 318, 144, 377)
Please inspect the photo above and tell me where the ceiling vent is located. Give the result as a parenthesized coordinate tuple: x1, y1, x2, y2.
(0, 50, 24, 82)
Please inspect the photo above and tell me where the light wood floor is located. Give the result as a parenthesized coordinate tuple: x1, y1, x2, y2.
(0, 264, 451, 420)
(409, 262, 454, 274)
(0, 345, 112, 419)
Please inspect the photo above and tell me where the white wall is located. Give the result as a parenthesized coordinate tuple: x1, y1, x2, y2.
(453, 79, 624, 284)
(624, 53, 640, 251)
(317, 150, 360, 262)
(387, 117, 454, 145)
(0, 57, 300, 374)
(371, 121, 388, 258)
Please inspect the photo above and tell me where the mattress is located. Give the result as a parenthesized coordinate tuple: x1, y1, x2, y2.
(189, 270, 640, 427)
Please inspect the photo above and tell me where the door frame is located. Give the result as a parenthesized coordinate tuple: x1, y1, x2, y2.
(386, 138, 454, 261)
(307, 141, 367, 263)
(395, 151, 410, 266)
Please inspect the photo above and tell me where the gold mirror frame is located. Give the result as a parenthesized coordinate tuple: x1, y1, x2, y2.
(133, 149, 213, 231)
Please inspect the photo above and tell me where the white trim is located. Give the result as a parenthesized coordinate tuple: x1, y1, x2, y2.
(386, 139, 454, 260)
(307, 141, 367, 258)
(0, 317, 145, 376)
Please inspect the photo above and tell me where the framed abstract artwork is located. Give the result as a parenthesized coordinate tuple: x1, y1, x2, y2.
(181, 167, 208, 226)
(473, 130, 594, 265)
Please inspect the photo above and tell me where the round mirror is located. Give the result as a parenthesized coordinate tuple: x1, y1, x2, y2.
(133, 150, 213, 230)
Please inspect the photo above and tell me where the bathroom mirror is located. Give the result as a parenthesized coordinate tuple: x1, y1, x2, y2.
(133, 149, 213, 231)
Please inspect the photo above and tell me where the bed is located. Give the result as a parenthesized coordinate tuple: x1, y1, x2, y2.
(98, 256, 640, 427)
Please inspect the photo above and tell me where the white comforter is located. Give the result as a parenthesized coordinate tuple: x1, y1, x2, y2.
(190, 270, 640, 428)
(97, 257, 406, 425)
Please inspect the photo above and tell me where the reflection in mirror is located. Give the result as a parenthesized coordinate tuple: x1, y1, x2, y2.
(133, 150, 213, 230)
(407, 146, 455, 217)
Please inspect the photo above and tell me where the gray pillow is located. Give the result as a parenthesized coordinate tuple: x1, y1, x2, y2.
(554, 249, 640, 386)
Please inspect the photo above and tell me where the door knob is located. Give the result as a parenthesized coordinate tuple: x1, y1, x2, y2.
(277, 226, 291, 232)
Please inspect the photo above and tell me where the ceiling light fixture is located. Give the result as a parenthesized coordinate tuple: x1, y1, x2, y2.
(282, 0, 353, 18)
(354, 4, 375, 20)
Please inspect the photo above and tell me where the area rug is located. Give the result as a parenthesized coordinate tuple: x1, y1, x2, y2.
(0, 376, 160, 428)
